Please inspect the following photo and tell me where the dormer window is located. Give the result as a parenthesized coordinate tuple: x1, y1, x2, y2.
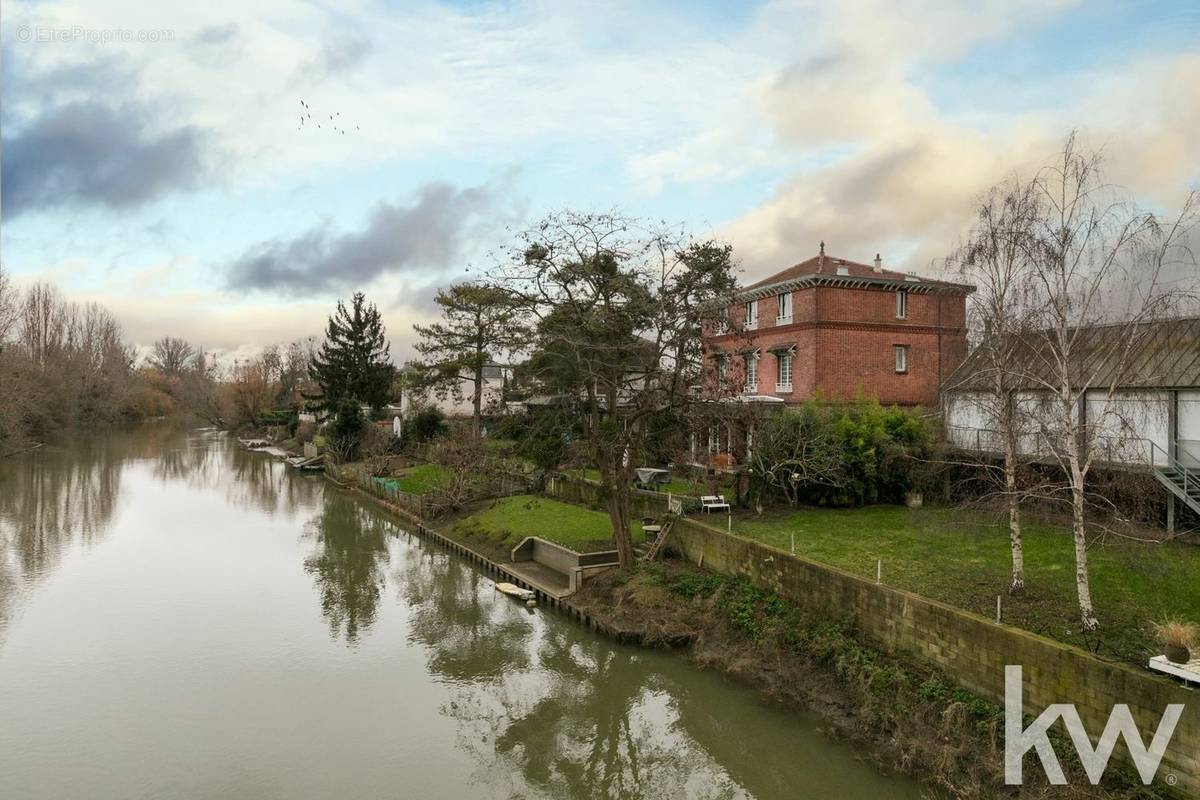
(896, 290, 908, 319)
(776, 292, 792, 323)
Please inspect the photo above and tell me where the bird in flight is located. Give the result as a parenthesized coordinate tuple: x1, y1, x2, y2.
(297, 100, 360, 135)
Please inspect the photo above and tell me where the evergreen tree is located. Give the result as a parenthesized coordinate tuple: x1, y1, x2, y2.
(411, 283, 526, 438)
(308, 293, 393, 411)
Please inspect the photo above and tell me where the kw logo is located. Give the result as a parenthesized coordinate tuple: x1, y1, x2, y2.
(1005, 665, 1184, 785)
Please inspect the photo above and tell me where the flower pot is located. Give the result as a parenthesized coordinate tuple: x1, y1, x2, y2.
(1165, 643, 1191, 664)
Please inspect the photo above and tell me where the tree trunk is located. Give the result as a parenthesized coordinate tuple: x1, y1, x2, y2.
(607, 485, 635, 570)
(1003, 428, 1024, 593)
(597, 449, 635, 570)
(1069, 458, 1099, 630)
(471, 363, 483, 440)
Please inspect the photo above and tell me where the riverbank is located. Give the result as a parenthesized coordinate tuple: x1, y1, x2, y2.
(332, 474, 1155, 799)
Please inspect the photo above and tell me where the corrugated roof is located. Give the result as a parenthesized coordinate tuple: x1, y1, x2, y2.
(947, 317, 1200, 391)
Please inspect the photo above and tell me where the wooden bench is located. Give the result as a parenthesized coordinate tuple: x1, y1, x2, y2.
(700, 495, 730, 514)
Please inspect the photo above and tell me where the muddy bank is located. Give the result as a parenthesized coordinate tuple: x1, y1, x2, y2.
(571, 563, 1163, 800)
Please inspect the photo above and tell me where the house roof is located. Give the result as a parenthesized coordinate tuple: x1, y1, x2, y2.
(946, 316, 1200, 392)
(740, 251, 974, 299)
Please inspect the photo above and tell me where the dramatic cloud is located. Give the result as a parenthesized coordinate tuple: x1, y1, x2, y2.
(1, 100, 210, 219)
(226, 180, 511, 295)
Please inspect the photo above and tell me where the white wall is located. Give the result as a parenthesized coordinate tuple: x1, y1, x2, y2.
(1085, 390, 1168, 465)
(945, 388, 1172, 466)
(1176, 391, 1200, 466)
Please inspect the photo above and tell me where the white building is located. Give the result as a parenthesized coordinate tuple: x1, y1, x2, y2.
(401, 363, 509, 419)
(943, 317, 1200, 523)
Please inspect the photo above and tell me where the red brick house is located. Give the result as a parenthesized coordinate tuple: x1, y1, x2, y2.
(704, 245, 974, 409)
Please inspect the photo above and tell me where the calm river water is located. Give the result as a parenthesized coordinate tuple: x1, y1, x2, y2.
(0, 426, 921, 799)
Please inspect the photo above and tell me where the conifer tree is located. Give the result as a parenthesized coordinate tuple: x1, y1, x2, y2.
(308, 293, 393, 411)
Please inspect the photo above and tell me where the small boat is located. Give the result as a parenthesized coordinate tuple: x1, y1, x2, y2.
(286, 455, 325, 471)
(495, 582, 535, 601)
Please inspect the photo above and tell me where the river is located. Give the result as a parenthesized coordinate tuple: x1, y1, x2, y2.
(0, 426, 921, 799)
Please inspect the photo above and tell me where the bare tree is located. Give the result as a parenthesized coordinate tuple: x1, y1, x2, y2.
(148, 336, 196, 377)
(948, 178, 1041, 592)
(1015, 133, 1198, 630)
(748, 406, 845, 507)
(0, 264, 19, 345)
(20, 282, 67, 368)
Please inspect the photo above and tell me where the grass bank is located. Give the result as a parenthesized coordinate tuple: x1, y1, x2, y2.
(448, 494, 649, 557)
(730, 505, 1200, 664)
(572, 561, 1163, 800)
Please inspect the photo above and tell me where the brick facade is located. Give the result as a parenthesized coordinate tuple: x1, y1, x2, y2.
(704, 251, 972, 408)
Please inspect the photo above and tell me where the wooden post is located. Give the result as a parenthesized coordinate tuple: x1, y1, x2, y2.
(996, 594, 1002, 624)
(876, 559, 882, 585)
(1168, 492, 1177, 535)
(790, 532, 795, 555)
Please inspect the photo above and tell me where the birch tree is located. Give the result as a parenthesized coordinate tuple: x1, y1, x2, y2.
(949, 178, 1040, 592)
(1016, 133, 1198, 630)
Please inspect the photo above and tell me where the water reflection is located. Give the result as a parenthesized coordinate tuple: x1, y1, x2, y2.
(0, 427, 922, 800)
(0, 436, 125, 626)
(302, 492, 394, 643)
(399, 546, 534, 680)
(397, 546, 738, 798)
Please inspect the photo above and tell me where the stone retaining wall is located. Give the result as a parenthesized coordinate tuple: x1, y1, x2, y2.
(666, 516, 1200, 796)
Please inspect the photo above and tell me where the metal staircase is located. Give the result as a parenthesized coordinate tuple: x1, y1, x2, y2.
(1147, 440, 1200, 517)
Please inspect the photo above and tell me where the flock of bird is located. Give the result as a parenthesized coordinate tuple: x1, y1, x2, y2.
(298, 99, 359, 134)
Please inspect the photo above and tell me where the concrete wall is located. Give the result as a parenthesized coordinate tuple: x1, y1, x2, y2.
(666, 517, 1200, 796)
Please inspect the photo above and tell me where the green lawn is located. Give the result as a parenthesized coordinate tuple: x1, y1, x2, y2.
(730, 505, 1200, 664)
(453, 494, 645, 553)
(392, 463, 451, 495)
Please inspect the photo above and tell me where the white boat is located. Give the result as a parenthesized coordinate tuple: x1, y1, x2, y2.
(495, 582, 535, 601)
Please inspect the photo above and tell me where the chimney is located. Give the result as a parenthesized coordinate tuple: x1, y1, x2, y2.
(873, 253, 883, 273)
(817, 240, 825, 272)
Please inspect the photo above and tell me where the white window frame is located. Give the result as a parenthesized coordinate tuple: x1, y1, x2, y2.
(716, 355, 728, 385)
(896, 290, 908, 319)
(745, 299, 758, 330)
(744, 353, 758, 393)
(777, 352, 793, 392)
(776, 292, 792, 324)
(894, 344, 909, 374)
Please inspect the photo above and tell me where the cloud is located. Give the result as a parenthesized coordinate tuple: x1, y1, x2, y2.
(294, 32, 373, 83)
(711, 3, 1200, 281)
(1, 100, 210, 220)
(226, 179, 513, 295)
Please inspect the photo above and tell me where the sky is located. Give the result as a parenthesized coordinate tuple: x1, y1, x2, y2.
(3, 0, 1199, 362)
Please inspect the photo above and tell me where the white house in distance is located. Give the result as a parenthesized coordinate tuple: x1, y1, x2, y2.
(942, 317, 1200, 526)
(400, 363, 510, 419)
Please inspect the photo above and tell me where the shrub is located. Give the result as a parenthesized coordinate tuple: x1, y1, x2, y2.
(750, 399, 933, 508)
(407, 406, 447, 443)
